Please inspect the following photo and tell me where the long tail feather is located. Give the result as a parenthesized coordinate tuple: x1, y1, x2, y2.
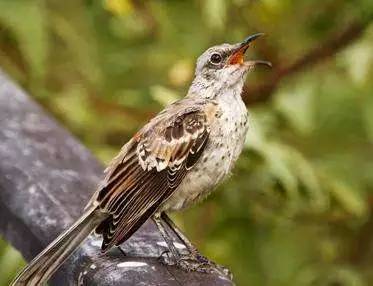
(11, 206, 106, 286)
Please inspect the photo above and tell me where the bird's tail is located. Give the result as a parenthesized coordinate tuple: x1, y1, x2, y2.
(11, 205, 106, 286)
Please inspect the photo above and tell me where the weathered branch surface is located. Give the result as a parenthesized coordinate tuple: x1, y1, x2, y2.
(0, 70, 233, 286)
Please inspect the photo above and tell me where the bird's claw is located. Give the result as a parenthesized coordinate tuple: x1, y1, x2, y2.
(176, 255, 213, 273)
(159, 252, 232, 279)
(158, 249, 175, 265)
(184, 254, 232, 278)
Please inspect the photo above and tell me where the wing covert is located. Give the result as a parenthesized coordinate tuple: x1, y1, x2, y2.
(94, 99, 218, 251)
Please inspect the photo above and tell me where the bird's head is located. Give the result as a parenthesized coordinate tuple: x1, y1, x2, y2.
(192, 33, 271, 94)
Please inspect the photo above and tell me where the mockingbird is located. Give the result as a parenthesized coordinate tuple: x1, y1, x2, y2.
(12, 33, 271, 285)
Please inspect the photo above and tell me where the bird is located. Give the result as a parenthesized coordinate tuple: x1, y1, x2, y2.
(11, 33, 271, 285)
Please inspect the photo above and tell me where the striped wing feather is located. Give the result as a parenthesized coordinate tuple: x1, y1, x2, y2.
(95, 99, 216, 251)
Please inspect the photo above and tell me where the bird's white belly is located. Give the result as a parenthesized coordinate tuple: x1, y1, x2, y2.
(162, 97, 249, 212)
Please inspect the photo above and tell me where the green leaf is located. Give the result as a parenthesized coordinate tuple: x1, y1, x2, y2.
(150, 85, 180, 106)
(0, 242, 25, 285)
(328, 179, 367, 217)
(0, 0, 47, 80)
(275, 81, 316, 135)
(361, 89, 373, 142)
(287, 148, 328, 211)
(202, 0, 227, 31)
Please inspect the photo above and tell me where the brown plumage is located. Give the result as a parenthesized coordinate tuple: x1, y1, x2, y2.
(12, 33, 271, 285)
(95, 98, 216, 251)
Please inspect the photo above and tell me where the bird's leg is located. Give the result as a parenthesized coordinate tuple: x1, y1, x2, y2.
(154, 213, 206, 272)
(160, 213, 200, 255)
(117, 245, 127, 257)
(153, 213, 180, 265)
(160, 213, 232, 277)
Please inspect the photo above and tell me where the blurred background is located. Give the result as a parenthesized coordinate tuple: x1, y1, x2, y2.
(0, 0, 373, 285)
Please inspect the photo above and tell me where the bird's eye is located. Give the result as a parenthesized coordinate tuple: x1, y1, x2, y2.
(210, 53, 222, 64)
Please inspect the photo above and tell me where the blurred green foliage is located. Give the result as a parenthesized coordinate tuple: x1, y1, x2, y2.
(0, 0, 373, 285)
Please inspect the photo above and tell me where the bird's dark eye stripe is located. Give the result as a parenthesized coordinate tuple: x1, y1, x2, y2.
(210, 53, 222, 64)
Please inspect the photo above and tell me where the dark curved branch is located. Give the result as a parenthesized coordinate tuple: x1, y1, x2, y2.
(243, 20, 370, 105)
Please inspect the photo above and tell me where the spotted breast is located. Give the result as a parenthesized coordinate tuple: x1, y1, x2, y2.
(162, 88, 249, 211)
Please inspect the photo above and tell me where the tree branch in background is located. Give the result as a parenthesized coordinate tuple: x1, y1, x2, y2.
(241, 17, 373, 268)
(347, 194, 373, 266)
(242, 20, 369, 106)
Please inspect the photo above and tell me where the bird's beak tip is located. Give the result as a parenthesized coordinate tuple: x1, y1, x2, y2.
(228, 33, 268, 66)
(241, 33, 265, 46)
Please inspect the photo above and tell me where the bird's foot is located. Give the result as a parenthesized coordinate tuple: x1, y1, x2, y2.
(158, 251, 232, 278)
(184, 253, 232, 278)
(158, 249, 175, 265)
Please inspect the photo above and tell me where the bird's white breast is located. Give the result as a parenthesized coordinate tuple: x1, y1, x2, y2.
(163, 89, 249, 211)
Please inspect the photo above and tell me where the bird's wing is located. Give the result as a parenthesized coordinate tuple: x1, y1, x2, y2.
(94, 98, 219, 251)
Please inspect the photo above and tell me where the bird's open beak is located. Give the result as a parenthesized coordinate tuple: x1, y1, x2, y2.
(228, 33, 272, 68)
